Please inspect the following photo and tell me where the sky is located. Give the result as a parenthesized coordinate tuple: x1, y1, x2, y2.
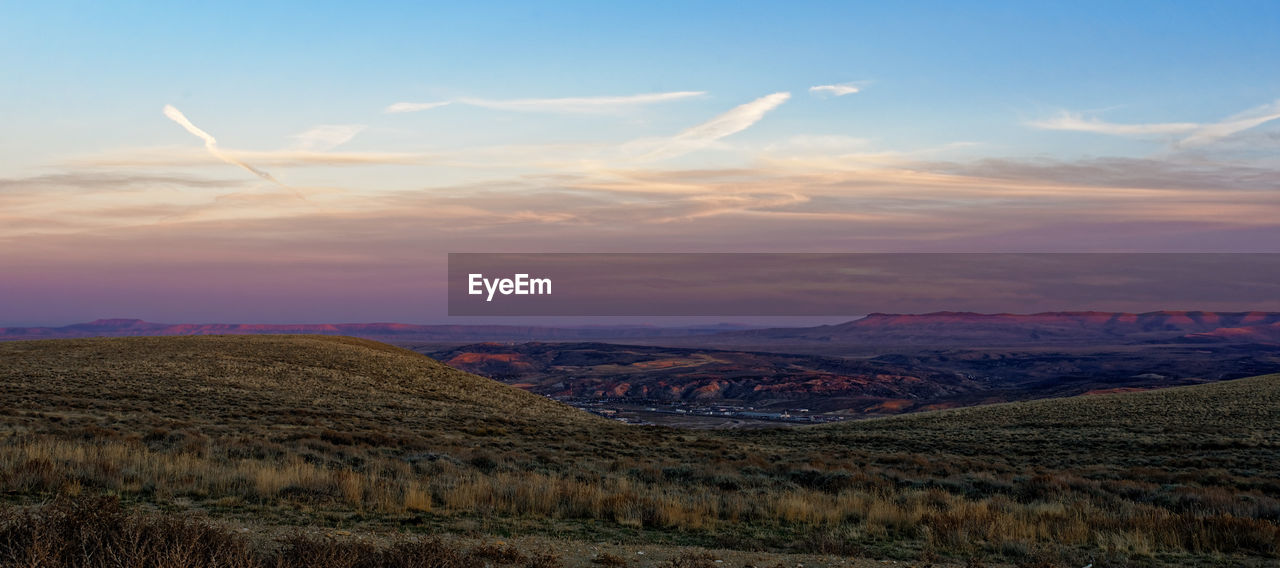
(2, 1, 1280, 325)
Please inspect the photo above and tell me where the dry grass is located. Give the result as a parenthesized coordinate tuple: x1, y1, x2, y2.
(1, 335, 1277, 566)
(0, 494, 561, 567)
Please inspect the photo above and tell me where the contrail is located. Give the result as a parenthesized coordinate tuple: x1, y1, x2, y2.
(162, 104, 282, 184)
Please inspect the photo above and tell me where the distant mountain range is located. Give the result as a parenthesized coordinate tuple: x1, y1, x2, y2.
(668, 311, 1280, 351)
(4, 312, 1278, 346)
(0, 318, 753, 342)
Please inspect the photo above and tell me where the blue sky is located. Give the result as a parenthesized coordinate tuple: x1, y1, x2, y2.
(6, 1, 1279, 165)
(2, 1, 1279, 323)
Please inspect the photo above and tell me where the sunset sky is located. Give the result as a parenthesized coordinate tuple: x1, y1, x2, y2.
(3, 1, 1280, 324)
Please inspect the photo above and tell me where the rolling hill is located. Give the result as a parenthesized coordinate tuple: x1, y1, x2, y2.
(0, 335, 628, 466)
(778, 370, 1280, 475)
(1, 336, 1277, 566)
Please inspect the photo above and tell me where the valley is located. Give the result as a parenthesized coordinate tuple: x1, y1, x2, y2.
(423, 313, 1280, 420)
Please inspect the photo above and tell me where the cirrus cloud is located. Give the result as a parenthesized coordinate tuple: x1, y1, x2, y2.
(1178, 99, 1280, 148)
(385, 91, 706, 115)
(1029, 99, 1280, 148)
(289, 124, 366, 151)
(809, 83, 861, 96)
(384, 101, 452, 114)
(1027, 111, 1200, 136)
(636, 92, 792, 161)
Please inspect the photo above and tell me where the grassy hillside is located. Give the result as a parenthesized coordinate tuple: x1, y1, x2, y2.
(1, 334, 614, 440)
(786, 371, 1280, 472)
(1, 336, 1277, 566)
(743, 375, 1280, 561)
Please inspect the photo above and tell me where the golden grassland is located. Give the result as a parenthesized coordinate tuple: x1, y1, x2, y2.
(1, 335, 1277, 566)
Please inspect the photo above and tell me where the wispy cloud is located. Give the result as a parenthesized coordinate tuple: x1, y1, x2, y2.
(637, 92, 792, 160)
(1030, 99, 1280, 147)
(289, 124, 366, 151)
(12, 152, 1280, 265)
(78, 146, 428, 169)
(459, 91, 706, 113)
(162, 105, 282, 184)
(1027, 111, 1199, 136)
(809, 83, 861, 96)
(0, 172, 245, 192)
(1178, 99, 1280, 148)
(933, 156, 1280, 191)
(384, 101, 452, 114)
(384, 91, 706, 115)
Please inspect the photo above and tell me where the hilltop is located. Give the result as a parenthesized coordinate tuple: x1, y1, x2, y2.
(1, 336, 1277, 566)
(0, 335, 630, 467)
